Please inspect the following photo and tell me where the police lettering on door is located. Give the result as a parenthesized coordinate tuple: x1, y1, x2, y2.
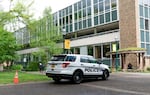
(85, 67, 101, 72)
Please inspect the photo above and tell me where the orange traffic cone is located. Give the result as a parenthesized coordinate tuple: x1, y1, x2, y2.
(13, 70, 19, 84)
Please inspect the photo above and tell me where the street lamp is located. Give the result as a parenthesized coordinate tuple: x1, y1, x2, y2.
(62, 28, 66, 54)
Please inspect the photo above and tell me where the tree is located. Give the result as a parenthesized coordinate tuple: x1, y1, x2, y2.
(0, 27, 18, 71)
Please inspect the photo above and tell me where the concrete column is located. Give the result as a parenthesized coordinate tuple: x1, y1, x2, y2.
(80, 46, 88, 55)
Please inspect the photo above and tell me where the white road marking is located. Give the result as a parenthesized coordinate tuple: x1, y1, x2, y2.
(82, 84, 150, 95)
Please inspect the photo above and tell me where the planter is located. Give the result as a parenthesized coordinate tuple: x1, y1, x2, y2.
(0, 64, 3, 71)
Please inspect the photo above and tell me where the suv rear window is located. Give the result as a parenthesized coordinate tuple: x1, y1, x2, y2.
(51, 55, 66, 61)
(64, 56, 76, 62)
(50, 55, 76, 62)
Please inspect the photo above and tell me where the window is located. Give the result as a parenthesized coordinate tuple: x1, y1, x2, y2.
(94, 0, 98, 4)
(69, 6, 72, 14)
(100, 14, 104, 24)
(74, 3, 78, 12)
(141, 43, 145, 48)
(88, 57, 97, 63)
(94, 16, 98, 25)
(99, 0, 103, 2)
(94, 4, 98, 14)
(74, 12, 78, 20)
(88, 18, 92, 27)
(145, 7, 148, 18)
(80, 56, 89, 63)
(112, 10, 117, 21)
(87, 0, 91, 6)
(105, 0, 110, 11)
(145, 19, 149, 30)
(79, 21, 82, 29)
(105, 12, 110, 22)
(103, 44, 110, 58)
(78, 1, 81, 10)
(146, 32, 150, 42)
(65, 56, 76, 62)
(83, 0, 86, 8)
(140, 18, 144, 29)
(146, 44, 150, 55)
(111, 0, 117, 9)
(70, 24, 72, 32)
(140, 30, 145, 42)
(83, 8, 86, 18)
(83, 20, 87, 28)
(78, 10, 82, 19)
(99, 2, 104, 13)
(139, 5, 143, 16)
(87, 7, 91, 16)
(74, 22, 78, 30)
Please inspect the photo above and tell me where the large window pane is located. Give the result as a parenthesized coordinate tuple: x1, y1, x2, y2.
(74, 22, 78, 30)
(140, 18, 144, 29)
(145, 7, 148, 18)
(79, 21, 82, 29)
(87, 7, 91, 16)
(141, 30, 145, 42)
(83, 20, 87, 28)
(87, 0, 91, 6)
(146, 44, 150, 55)
(69, 5, 72, 14)
(78, 10, 82, 19)
(94, 4, 98, 14)
(105, 0, 110, 11)
(141, 43, 145, 48)
(83, 8, 86, 18)
(103, 44, 110, 58)
(112, 10, 117, 21)
(100, 14, 104, 24)
(146, 32, 150, 42)
(83, 0, 86, 8)
(105, 12, 110, 22)
(70, 24, 72, 32)
(145, 19, 149, 30)
(94, 16, 98, 25)
(78, 1, 81, 10)
(74, 12, 78, 20)
(74, 3, 78, 12)
(94, 0, 98, 4)
(99, 2, 104, 13)
(111, 0, 117, 9)
(139, 5, 143, 16)
(88, 18, 92, 27)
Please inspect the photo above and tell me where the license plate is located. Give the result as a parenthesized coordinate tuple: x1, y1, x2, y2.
(51, 64, 55, 69)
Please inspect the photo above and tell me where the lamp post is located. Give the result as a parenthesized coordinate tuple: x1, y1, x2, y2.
(115, 36, 119, 71)
(62, 28, 66, 54)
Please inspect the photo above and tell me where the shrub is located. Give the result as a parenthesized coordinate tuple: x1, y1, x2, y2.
(26, 62, 39, 71)
(147, 67, 150, 72)
(11, 64, 23, 71)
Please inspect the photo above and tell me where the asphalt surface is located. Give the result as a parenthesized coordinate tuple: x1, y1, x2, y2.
(0, 72, 150, 95)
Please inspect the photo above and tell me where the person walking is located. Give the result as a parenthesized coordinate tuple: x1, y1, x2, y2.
(39, 62, 43, 73)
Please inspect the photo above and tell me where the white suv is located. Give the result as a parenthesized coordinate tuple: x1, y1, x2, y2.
(46, 54, 110, 84)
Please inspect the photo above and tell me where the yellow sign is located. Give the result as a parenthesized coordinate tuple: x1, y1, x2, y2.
(112, 44, 117, 52)
(64, 39, 70, 49)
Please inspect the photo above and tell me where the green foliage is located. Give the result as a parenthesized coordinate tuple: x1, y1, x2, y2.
(147, 67, 150, 72)
(11, 64, 23, 71)
(26, 62, 39, 71)
(0, 27, 18, 64)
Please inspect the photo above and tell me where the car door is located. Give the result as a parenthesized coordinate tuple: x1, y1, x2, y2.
(88, 57, 103, 75)
(80, 56, 94, 75)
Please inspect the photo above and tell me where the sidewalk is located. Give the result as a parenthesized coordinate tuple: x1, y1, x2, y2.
(25, 71, 46, 75)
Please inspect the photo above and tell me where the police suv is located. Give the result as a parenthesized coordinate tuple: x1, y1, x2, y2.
(46, 54, 110, 84)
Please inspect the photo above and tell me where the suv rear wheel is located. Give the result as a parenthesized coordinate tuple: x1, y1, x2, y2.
(72, 70, 83, 84)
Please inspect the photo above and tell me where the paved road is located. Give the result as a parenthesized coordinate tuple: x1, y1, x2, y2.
(0, 72, 150, 95)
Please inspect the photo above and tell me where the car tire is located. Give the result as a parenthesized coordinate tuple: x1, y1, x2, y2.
(102, 70, 109, 80)
(72, 70, 83, 84)
(53, 77, 61, 83)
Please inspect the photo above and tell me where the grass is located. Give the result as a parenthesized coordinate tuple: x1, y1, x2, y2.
(0, 71, 50, 84)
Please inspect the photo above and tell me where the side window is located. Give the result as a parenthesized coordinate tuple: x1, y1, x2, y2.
(88, 57, 97, 64)
(80, 56, 89, 63)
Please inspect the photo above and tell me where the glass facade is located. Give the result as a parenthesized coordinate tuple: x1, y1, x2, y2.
(139, 0, 150, 55)
(56, 0, 118, 32)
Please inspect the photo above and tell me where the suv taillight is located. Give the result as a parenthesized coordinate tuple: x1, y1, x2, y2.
(62, 62, 70, 68)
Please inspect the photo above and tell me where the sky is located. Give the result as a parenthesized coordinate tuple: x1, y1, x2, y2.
(0, 0, 80, 19)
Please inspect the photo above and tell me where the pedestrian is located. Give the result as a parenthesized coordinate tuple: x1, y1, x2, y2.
(39, 62, 43, 73)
